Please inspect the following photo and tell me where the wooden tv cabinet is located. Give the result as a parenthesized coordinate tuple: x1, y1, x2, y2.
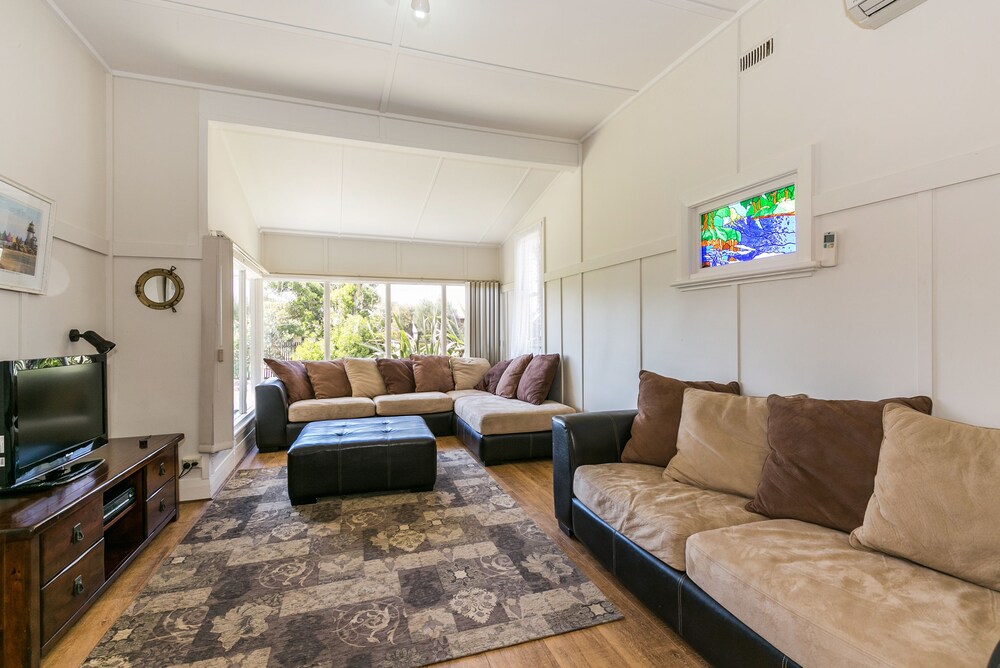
(0, 434, 182, 668)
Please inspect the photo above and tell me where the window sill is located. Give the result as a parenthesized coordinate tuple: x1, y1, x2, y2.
(671, 260, 820, 292)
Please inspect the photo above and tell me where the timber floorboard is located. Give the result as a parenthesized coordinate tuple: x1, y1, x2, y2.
(44, 436, 708, 668)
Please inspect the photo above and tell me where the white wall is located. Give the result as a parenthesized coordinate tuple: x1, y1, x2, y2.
(0, 1, 109, 360)
(208, 125, 261, 259)
(264, 232, 500, 281)
(508, 0, 1000, 427)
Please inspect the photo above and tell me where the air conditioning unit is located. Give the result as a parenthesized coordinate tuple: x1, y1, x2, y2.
(845, 0, 928, 29)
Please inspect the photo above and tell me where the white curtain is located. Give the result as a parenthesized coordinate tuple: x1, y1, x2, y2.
(508, 222, 543, 357)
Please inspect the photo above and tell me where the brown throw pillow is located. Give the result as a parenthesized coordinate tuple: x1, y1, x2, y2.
(263, 358, 314, 403)
(621, 371, 741, 467)
(516, 354, 560, 405)
(475, 358, 512, 393)
(376, 358, 415, 394)
(746, 394, 933, 533)
(411, 355, 455, 392)
(343, 358, 388, 398)
(495, 354, 533, 399)
(304, 360, 351, 399)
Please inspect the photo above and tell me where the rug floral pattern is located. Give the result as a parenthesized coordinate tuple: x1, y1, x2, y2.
(84, 450, 621, 667)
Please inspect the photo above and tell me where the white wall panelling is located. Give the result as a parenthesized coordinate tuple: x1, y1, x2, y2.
(560, 274, 584, 409)
(262, 232, 500, 282)
(544, 279, 563, 402)
(931, 174, 1000, 428)
(582, 262, 641, 411)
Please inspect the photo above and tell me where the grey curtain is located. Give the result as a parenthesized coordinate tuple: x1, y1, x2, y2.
(467, 280, 501, 363)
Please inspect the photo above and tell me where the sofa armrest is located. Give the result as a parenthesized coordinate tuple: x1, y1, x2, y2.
(989, 636, 1000, 668)
(255, 377, 290, 451)
(552, 410, 637, 537)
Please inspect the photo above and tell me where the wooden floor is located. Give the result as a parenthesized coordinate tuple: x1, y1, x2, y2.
(45, 437, 709, 668)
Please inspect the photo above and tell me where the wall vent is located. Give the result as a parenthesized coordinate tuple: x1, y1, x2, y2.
(740, 38, 774, 72)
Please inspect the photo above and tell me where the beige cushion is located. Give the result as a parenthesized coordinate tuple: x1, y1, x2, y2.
(574, 464, 766, 570)
(447, 389, 490, 401)
(450, 357, 491, 391)
(453, 393, 575, 435)
(343, 358, 387, 398)
(665, 389, 770, 498)
(374, 392, 453, 416)
(686, 520, 1000, 668)
(850, 405, 1000, 591)
(288, 397, 376, 422)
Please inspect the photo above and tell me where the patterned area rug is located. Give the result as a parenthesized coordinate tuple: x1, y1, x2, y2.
(84, 450, 621, 667)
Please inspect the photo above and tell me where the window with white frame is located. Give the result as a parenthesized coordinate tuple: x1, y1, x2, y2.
(508, 222, 543, 357)
(262, 279, 467, 372)
(233, 258, 261, 423)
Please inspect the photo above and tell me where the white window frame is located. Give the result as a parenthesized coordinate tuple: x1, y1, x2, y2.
(508, 220, 545, 357)
(674, 146, 817, 291)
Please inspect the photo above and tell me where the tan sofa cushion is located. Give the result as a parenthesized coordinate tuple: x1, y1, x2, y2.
(621, 371, 741, 468)
(851, 405, 1000, 591)
(288, 397, 376, 422)
(666, 389, 770, 498)
(686, 520, 1000, 668)
(573, 463, 765, 570)
(374, 392, 452, 416)
(450, 357, 491, 390)
(453, 393, 575, 435)
(343, 358, 388, 398)
(447, 389, 490, 401)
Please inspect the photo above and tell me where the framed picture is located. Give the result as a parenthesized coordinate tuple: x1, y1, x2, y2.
(0, 176, 55, 294)
(673, 146, 817, 291)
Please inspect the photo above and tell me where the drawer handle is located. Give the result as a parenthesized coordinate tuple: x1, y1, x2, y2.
(72, 523, 84, 544)
(72, 576, 85, 597)
(159, 499, 167, 512)
(159, 462, 167, 476)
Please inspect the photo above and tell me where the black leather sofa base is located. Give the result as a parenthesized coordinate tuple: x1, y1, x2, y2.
(553, 411, 798, 668)
(287, 416, 437, 505)
(454, 415, 553, 466)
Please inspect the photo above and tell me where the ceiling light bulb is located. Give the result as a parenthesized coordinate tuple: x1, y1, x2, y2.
(411, 0, 429, 19)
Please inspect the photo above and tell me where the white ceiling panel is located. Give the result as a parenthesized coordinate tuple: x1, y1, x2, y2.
(480, 169, 560, 244)
(340, 146, 441, 238)
(387, 54, 635, 139)
(415, 160, 529, 243)
(221, 130, 343, 233)
(399, 0, 724, 90)
(159, 0, 399, 43)
(55, 0, 390, 109)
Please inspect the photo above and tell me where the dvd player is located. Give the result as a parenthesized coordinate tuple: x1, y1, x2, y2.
(103, 486, 136, 524)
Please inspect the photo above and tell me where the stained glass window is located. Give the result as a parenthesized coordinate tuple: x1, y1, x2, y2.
(700, 184, 796, 268)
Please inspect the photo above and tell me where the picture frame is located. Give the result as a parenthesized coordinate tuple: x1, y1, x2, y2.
(0, 176, 55, 294)
(673, 146, 817, 291)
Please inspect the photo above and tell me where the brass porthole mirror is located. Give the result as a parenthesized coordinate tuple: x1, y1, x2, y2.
(135, 266, 185, 312)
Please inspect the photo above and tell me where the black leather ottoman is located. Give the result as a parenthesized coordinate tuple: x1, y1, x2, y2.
(286, 416, 437, 505)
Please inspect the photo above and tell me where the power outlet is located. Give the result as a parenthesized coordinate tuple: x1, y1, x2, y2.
(181, 457, 200, 470)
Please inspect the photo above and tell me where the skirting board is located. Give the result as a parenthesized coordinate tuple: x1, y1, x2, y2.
(179, 423, 255, 501)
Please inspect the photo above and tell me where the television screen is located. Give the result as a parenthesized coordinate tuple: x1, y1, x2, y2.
(11, 357, 107, 480)
(700, 183, 796, 268)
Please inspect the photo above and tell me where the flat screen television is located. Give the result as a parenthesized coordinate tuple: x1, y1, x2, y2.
(0, 354, 108, 491)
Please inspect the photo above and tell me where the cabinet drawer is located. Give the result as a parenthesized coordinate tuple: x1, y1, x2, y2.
(145, 452, 176, 498)
(145, 478, 176, 534)
(40, 496, 103, 585)
(41, 539, 105, 643)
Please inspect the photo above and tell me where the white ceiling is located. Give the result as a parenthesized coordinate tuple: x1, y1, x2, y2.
(215, 125, 561, 245)
(52, 0, 753, 245)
